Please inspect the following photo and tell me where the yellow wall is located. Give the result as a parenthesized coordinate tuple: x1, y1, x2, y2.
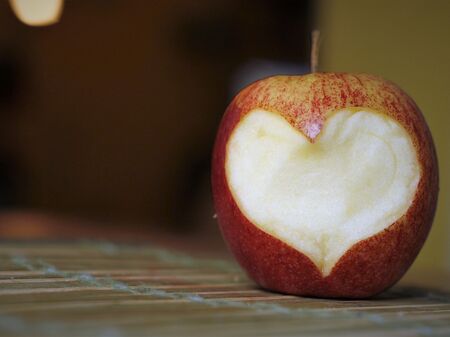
(319, 0, 450, 271)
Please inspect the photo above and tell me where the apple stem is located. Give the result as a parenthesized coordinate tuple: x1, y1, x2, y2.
(310, 30, 320, 73)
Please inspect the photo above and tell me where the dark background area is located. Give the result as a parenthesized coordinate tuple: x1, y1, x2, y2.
(0, 0, 314, 241)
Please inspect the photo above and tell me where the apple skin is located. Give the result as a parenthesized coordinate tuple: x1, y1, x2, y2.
(212, 73, 438, 298)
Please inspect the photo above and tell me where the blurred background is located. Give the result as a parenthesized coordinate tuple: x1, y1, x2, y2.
(0, 0, 448, 273)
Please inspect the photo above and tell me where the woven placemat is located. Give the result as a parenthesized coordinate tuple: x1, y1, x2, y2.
(0, 241, 449, 337)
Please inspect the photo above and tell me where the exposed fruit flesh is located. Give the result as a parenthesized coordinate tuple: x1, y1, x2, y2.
(226, 109, 420, 276)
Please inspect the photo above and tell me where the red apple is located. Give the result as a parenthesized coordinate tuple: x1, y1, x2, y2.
(212, 73, 438, 298)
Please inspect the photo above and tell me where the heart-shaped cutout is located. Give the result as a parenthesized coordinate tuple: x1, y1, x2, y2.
(226, 109, 420, 276)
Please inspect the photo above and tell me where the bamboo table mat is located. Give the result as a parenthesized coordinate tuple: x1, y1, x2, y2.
(0, 241, 449, 337)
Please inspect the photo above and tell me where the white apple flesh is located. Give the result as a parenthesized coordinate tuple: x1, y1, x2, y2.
(226, 109, 420, 276)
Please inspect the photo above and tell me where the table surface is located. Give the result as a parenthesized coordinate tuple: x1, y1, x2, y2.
(0, 241, 449, 337)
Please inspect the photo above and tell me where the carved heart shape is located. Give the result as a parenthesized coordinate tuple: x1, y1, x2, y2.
(226, 109, 420, 276)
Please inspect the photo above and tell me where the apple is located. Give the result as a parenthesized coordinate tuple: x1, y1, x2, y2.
(211, 73, 438, 298)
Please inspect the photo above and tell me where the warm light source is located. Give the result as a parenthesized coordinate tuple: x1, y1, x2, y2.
(9, 0, 64, 26)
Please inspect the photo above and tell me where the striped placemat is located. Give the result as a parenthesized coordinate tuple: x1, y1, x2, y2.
(0, 241, 449, 337)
